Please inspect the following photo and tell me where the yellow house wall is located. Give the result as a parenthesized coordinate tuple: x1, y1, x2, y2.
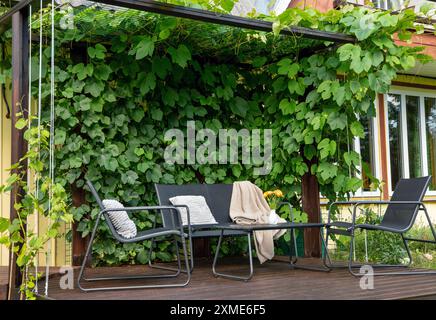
(0, 84, 70, 267)
(0, 85, 11, 266)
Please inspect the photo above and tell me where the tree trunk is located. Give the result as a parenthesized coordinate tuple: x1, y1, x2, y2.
(301, 157, 321, 258)
(71, 185, 88, 266)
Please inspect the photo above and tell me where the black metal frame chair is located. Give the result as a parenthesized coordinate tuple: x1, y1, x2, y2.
(155, 183, 330, 281)
(324, 176, 436, 276)
(77, 180, 191, 292)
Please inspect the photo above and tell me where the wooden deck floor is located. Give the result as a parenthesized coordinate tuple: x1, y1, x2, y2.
(0, 266, 8, 300)
(41, 258, 436, 300)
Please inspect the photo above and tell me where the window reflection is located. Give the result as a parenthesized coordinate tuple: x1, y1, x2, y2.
(360, 117, 376, 191)
(406, 96, 422, 178)
(425, 97, 436, 190)
(387, 94, 403, 188)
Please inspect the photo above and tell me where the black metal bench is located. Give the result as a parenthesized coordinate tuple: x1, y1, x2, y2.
(155, 183, 328, 280)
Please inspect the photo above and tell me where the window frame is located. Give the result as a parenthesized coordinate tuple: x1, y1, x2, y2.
(353, 97, 381, 197)
(385, 87, 436, 195)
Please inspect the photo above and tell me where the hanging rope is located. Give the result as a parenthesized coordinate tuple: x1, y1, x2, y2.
(25, 4, 32, 295)
(44, 0, 56, 297)
(33, 0, 45, 296)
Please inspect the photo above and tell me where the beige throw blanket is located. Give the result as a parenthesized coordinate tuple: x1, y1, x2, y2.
(230, 181, 286, 264)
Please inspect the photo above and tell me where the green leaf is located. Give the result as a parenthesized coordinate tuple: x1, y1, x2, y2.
(350, 121, 365, 138)
(151, 109, 163, 121)
(94, 65, 112, 81)
(87, 44, 106, 60)
(317, 162, 338, 181)
(139, 73, 156, 95)
(91, 98, 104, 113)
(0, 217, 9, 233)
(379, 14, 398, 27)
(152, 57, 172, 79)
(318, 138, 336, 159)
(230, 97, 248, 117)
(15, 118, 27, 130)
(344, 151, 360, 167)
(135, 37, 155, 60)
(304, 145, 316, 161)
(277, 59, 299, 78)
(168, 45, 191, 68)
(55, 129, 66, 145)
(121, 170, 138, 185)
(371, 51, 384, 67)
(333, 86, 346, 106)
(131, 108, 145, 122)
(337, 43, 360, 62)
(327, 112, 347, 131)
(85, 80, 105, 97)
(400, 56, 416, 70)
(317, 80, 331, 99)
(279, 98, 296, 115)
(252, 56, 267, 68)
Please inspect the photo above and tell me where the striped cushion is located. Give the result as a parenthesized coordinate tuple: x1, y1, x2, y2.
(169, 196, 218, 226)
(102, 199, 137, 239)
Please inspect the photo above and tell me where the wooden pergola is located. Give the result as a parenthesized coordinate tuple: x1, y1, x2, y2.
(0, 0, 356, 298)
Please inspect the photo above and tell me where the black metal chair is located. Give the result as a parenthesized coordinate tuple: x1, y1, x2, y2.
(324, 176, 436, 276)
(77, 180, 191, 292)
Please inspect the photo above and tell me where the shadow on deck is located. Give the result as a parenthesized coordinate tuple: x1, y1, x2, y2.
(39, 257, 436, 300)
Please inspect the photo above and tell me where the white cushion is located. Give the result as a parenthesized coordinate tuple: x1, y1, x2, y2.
(102, 199, 137, 239)
(169, 196, 218, 226)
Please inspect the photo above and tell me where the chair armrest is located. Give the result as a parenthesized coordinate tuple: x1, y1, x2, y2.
(171, 204, 193, 234)
(349, 201, 425, 230)
(327, 201, 358, 225)
(276, 202, 294, 222)
(327, 201, 377, 227)
(351, 200, 424, 205)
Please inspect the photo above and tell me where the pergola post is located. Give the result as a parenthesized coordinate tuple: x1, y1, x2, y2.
(8, 8, 29, 299)
(302, 156, 321, 258)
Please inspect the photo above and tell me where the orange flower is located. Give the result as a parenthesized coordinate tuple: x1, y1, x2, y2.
(274, 189, 284, 198)
(263, 191, 273, 198)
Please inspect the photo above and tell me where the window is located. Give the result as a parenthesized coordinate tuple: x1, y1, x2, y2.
(356, 116, 378, 191)
(353, 111, 379, 194)
(387, 94, 403, 189)
(386, 89, 436, 192)
(232, 0, 290, 16)
(425, 97, 436, 190)
(371, 0, 404, 10)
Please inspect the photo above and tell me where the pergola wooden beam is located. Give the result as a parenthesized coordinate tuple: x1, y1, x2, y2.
(8, 7, 30, 300)
(92, 0, 355, 43)
(1, 0, 356, 43)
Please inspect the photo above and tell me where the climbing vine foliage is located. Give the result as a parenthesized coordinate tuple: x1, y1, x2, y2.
(0, 1, 431, 271)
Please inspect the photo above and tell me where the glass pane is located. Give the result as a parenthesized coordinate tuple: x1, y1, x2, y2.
(425, 97, 436, 190)
(360, 117, 376, 191)
(387, 94, 403, 188)
(406, 96, 422, 178)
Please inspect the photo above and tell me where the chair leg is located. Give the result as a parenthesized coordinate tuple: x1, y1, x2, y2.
(344, 230, 436, 277)
(148, 234, 194, 274)
(212, 230, 254, 281)
(78, 234, 191, 292)
(289, 228, 331, 272)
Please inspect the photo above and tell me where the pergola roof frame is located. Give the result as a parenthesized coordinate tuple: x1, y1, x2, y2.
(0, 0, 356, 43)
(0, 0, 356, 299)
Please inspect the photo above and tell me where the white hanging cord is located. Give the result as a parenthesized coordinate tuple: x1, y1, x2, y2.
(25, 4, 32, 295)
(44, 0, 55, 297)
(33, 0, 45, 295)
